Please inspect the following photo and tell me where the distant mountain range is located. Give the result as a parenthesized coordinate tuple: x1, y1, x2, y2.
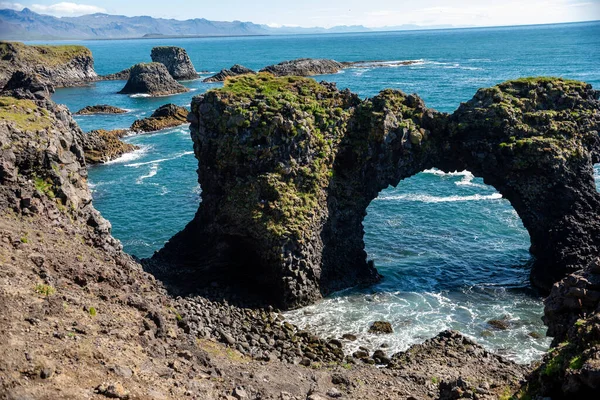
(0, 8, 458, 40)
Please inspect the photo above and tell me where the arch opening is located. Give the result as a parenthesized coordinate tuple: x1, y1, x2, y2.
(286, 169, 551, 363)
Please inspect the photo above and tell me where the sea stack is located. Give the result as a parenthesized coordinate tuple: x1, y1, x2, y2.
(118, 62, 189, 97)
(151, 46, 198, 80)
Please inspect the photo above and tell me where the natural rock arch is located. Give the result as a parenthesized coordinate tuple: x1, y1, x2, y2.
(150, 74, 600, 310)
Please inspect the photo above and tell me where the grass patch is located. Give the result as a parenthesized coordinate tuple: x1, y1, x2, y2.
(0, 42, 91, 67)
(568, 355, 584, 370)
(0, 96, 52, 132)
(88, 307, 97, 317)
(34, 284, 55, 296)
(33, 176, 55, 198)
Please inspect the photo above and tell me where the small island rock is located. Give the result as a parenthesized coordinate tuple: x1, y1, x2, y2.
(118, 62, 189, 97)
(151, 46, 198, 80)
(75, 105, 127, 115)
(369, 321, 393, 334)
(82, 129, 138, 164)
(203, 64, 256, 83)
(260, 58, 343, 77)
(131, 104, 189, 132)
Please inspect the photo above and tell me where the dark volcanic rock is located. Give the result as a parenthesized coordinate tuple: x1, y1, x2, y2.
(75, 105, 127, 115)
(82, 129, 138, 164)
(151, 46, 198, 80)
(0, 42, 97, 88)
(131, 104, 189, 132)
(2, 70, 54, 99)
(260, 58, 343, 77)
(203, 65, 256, 83)
(369, 321, 393, 334)
(153, 75, 600, 313)
(100, 68, 131, 81)
(118, 63, 189, 97)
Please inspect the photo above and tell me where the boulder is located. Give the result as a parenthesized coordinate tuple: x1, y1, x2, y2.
(151, 46, 198, 80)
(369, 321, 393, 334)
(118, 63, 189, 97)
(75, 105, 127, 115)
(260, 58, 343, 77)
(203, 65, 256, 83)
(130, 104, 189, 133)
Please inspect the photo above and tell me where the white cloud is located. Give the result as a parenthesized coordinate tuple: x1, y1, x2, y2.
(0, 2, 25, 10)
(29, 2, 106, 16)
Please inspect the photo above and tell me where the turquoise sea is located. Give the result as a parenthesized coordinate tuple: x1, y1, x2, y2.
(44, 21, 600, 363)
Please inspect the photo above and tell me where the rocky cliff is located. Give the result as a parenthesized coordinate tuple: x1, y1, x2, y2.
(151, 46, 198, 80)
(0, 71, 531, 400)
(0, 41, 97, 88)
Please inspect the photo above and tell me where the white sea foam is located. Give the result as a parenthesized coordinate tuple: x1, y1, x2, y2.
(129, 93, 152, 98)
(136, 164, 158, 184)
(376, 193, 503, 203)
(125, 151, 194, 168)
(103, 145, 149, 165)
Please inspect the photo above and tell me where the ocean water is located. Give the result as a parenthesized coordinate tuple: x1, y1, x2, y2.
(45, 22, 600, 364)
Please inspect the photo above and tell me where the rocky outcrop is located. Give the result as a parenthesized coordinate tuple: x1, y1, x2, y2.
(0, 41, 97, 87)
(260, 58, 344, 77)
(75, 104, 127, 115)
(118, 63, 189, 97)
(130, 104, 189, 132)
(151, 46, 198, 80)
(82, 129, 137, 164)
(100, 67, 131, 81)
(203, 64, 256, 83)
(153, 75, 600, 312)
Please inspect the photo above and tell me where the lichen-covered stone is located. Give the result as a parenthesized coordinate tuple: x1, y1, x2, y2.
(150, 46, 198, 80)
(118, 63, 189, 97)
(130, 104, 188, 132)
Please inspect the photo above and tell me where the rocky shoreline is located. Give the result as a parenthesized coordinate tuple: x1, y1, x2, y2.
(1, 40, 600, 399)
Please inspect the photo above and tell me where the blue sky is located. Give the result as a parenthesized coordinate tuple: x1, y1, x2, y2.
(1, 0, 599, 27)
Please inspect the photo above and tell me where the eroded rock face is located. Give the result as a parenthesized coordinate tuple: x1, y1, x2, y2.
(131, 104, 189, 132)
(151, 46, 198, 80)
(0, 72, 117, 251)
(154, 74, 600, 314)
(203, 64, 256, 83)
(0, 42, 97, 87)
(118, 63, 189, 97)
(260, 59, 344, 77)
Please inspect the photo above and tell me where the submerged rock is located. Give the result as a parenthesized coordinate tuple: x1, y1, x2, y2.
(82, 129, 138, 164)
(151, 46, 198, 80)
(260, 58, 344, 77)
(75, 105, 127, 115)
(369, 321, 393, 334)
(118, 63, 189, 97)
(203, 64, 256, 83)
(130, 104, 189, 132)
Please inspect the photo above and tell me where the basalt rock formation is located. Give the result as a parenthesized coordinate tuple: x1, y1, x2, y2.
(75, 104, 127, 115)
(100, 67, 131, 81)
(260, 58, 344, 77)
(151, 46, 198, 80)
(130, 104, 189, 132)
(82, 129, 138, 164)
(203, 64, 256, 83)
(0, 70, 529, 400)
(154, 74, 600, 313)
(118, 62, 189, 97)
(0, 41, 97, 87)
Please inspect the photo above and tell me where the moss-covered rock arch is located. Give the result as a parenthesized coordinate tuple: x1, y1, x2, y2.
(151, 74, 600, 310)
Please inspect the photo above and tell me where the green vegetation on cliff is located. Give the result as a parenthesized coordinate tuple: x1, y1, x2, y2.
(0, 96, 52, 131)
(0, 41, 91, 66)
